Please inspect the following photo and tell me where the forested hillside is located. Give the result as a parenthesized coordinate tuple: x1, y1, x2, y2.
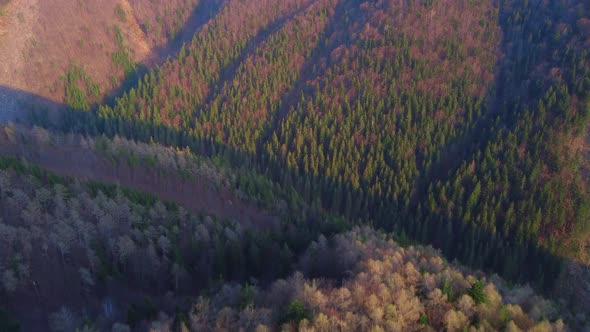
(148, 228, 576, 331)
(0, 154, 582, 330)
(55, 0, 590, 278)
(0, 125, 280, 226)
(0, 124, 346, 330)
(1, 0, 589, 330)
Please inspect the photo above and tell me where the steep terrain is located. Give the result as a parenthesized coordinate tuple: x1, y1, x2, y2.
(59, 0, 590, 271)
(1, 0, 590, 330)
(0, 0, 203, 120)
(0, 125, 296, 331)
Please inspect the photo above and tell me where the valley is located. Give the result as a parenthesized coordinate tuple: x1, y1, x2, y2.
(0, 0, 589, 330)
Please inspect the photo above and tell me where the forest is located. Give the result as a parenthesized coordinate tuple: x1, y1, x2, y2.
(0, 0, 589, 330)
(0, 138, 583, 330)
(49, 0, 590, 283)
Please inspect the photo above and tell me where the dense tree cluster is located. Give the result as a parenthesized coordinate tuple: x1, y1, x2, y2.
(1, 163, 580, 331)
(62, 65, 102, 112)
(146, 228, 581, 331)
(0, 152, 347, 330)
(96, 0, 313, 128)
(0, 124, 295, 212)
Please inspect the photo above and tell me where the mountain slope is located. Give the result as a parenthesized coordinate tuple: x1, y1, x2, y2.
(0, 0, 202, 120)
(58, 0, 590, 275)
(1, 0, 590, 329)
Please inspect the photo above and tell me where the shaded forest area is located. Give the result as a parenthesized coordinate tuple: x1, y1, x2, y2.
(0, 125, 279, 228)
(0, 150, 583, 330)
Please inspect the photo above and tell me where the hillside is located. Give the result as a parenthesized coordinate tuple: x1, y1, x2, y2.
(0, 154, 583, 330)
(0, 0, 203, 120)
(0, 0, 590, 330)
(56, 0, 590, 270)
(0, 125, 279, 227)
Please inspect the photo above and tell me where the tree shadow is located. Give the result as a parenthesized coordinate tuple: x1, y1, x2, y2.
(51, 108, 582, 294)
(261, 0, 355, 137)
(194, 0, 319, 115)
(102, 0, 225, 107)
(151, 0, 224, 62)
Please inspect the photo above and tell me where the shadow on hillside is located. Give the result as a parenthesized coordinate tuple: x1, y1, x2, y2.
(152, 0, 224, 61)
(103, 0, 225, 106)
(198, 0, 320, 109)
(408, 0, 590, 313)
(52, 108, 584, 289)
(267, 0, 352, 130)
(0, 86, 65, 124)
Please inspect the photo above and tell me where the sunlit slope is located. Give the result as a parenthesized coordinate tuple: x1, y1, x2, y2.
(0, 0, 201, 119)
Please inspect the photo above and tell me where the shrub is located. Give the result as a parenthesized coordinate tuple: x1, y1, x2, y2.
(285, 300, 310, 324)
(114, 4, 127, 23)
(419, 313, 429, 325)
(442, 278, 455, 301)
(467, 279, 488, 305)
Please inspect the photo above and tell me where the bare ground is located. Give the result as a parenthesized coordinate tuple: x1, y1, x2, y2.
(0, 0, 206, 120)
